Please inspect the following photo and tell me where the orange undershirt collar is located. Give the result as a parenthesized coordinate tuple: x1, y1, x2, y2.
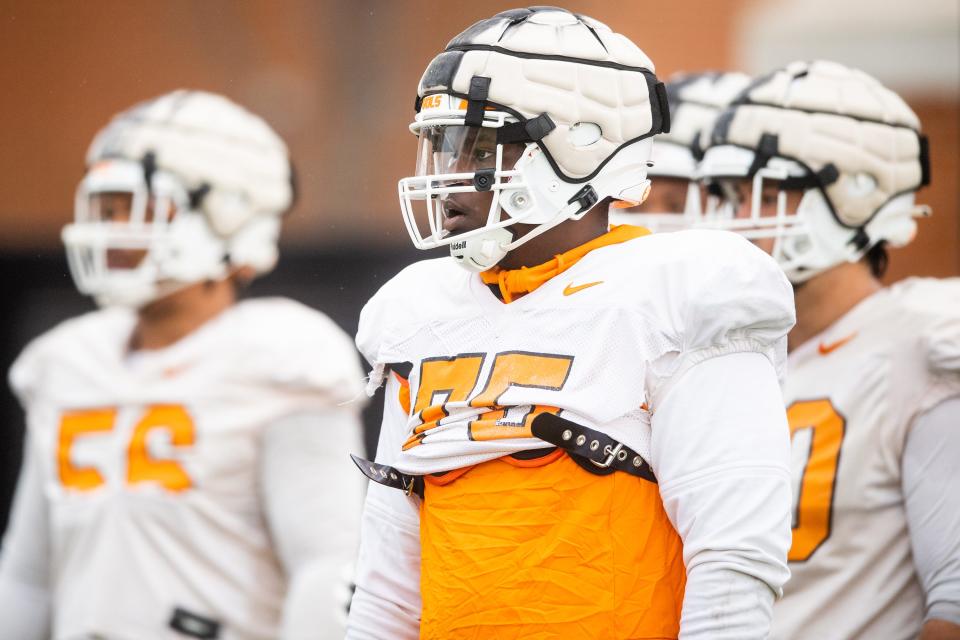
(479, 224, 650, 303)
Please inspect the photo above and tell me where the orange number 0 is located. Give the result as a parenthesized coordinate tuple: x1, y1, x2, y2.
(405, 351, 574, 449)
(58, 405, 196, 492)
(787, 399, 845, 562)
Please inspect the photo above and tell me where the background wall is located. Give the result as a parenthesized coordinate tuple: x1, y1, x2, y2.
(1, 0, 957, 535)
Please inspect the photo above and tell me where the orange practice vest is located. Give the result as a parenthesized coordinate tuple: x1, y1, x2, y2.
(419, 450, 686, 639)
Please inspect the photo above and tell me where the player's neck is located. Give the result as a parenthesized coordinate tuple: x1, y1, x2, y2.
(497, 205, 610, 271)
(790, 261, 881, 352)
(130, 278, 237, 352)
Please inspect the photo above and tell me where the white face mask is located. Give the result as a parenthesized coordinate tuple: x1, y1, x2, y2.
(697, 147, 928, 284)
(398, 100, 531, 271)
(398, 95, 654, 272)
(62, 159, 226, 308)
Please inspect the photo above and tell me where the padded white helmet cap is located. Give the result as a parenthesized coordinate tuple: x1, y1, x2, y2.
(64, 90, 294, 307)
(610, 70, 751, 230)
(650, 71, 752, 179)
(399, 7, 670, 271)
(699, 60, 931, 283)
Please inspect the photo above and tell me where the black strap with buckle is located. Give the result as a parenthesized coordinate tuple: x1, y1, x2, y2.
(530, 413, 657, 484)
(350, 415, 656, 498)
(496, 112, 557, 145)
(350, 454, 424, 499)
(464, 75, 492, 127)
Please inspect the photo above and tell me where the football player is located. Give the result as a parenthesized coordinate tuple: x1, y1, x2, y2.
(609, 70, 751, 231)
(697, 60, 960, 639)
(0, 91, 366, 639)
(346, 8, 797, 639)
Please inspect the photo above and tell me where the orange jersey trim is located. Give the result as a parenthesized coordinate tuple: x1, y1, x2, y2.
(480, 224, 650, 302)
(392, 370, 412, 415)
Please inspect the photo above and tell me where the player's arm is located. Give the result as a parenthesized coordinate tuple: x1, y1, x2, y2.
(650, 351, 793, 640)
(0, 432, 52, 640)
(259, 406, 366, 639)
(904, 395, 960, 639)
(346, 369, 422, 640)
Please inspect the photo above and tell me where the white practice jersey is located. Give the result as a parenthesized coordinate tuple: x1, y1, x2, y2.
(7, 298, 364, 640)
(772, 278, 960, 640)
(357, 229, 794, 475)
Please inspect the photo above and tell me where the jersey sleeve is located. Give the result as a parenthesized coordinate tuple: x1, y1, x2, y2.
(260, 409, 366, 639)
(644, 230, 796, 410)
(903, 395, 960, 626)
(346, 372, 422, 639)
(651, 351, 792, 638)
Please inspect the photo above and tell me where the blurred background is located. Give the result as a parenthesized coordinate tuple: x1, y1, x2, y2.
(1, 0, 957, 536)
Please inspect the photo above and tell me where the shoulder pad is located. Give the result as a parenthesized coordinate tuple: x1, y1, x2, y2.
(233, 298, 366, 404)
(356, 258, 464, 370)
(629, 230, 794, 354)
(8, 308, 132, 407)
(892, 278, 960, 374)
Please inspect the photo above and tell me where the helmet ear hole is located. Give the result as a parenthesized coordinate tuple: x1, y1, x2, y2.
(227, 215, 281, 275)
(846, 172, 878, 198)
(567, 122, 602, 148)
(203, 189, 255, 236)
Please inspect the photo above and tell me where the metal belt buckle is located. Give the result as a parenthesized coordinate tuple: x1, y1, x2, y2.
(590, 442, 624, 469)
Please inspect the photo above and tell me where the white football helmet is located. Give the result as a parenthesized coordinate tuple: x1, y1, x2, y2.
(62, 90, 294, 307)
(609, 71, 751, 231)
(398, 7, 670, 271)
(698, 60, 931, 283)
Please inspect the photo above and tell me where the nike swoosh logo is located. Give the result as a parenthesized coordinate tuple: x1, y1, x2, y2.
(563, 281, 603, 296)
(818, 332, 857, 356)
(162, 362, 195, 378)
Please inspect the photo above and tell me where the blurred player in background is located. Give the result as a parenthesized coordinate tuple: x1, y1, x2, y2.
(609, 70, 751, 231)
(347, 8, 796, 639)
(698, 60, 960, 639)
(0, 90, 366, 639)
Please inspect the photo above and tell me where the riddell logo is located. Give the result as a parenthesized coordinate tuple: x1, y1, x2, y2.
(451, 241, 467, 251)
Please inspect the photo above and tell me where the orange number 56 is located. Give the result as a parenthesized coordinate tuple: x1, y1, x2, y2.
(58, 405, 195, 492)
(787, 399, 845, 562)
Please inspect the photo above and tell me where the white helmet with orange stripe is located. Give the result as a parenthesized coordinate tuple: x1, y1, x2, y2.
(398, 7, 670, 271)
(62, 90, 294, 307)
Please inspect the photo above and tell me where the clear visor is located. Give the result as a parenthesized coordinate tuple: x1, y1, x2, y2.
(416, 124, 501, 177)
(399, 115, 530, 251)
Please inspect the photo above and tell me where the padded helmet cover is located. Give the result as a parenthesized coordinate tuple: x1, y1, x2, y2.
(416, 7, 668, 182)
(710, 60, 928, 228)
